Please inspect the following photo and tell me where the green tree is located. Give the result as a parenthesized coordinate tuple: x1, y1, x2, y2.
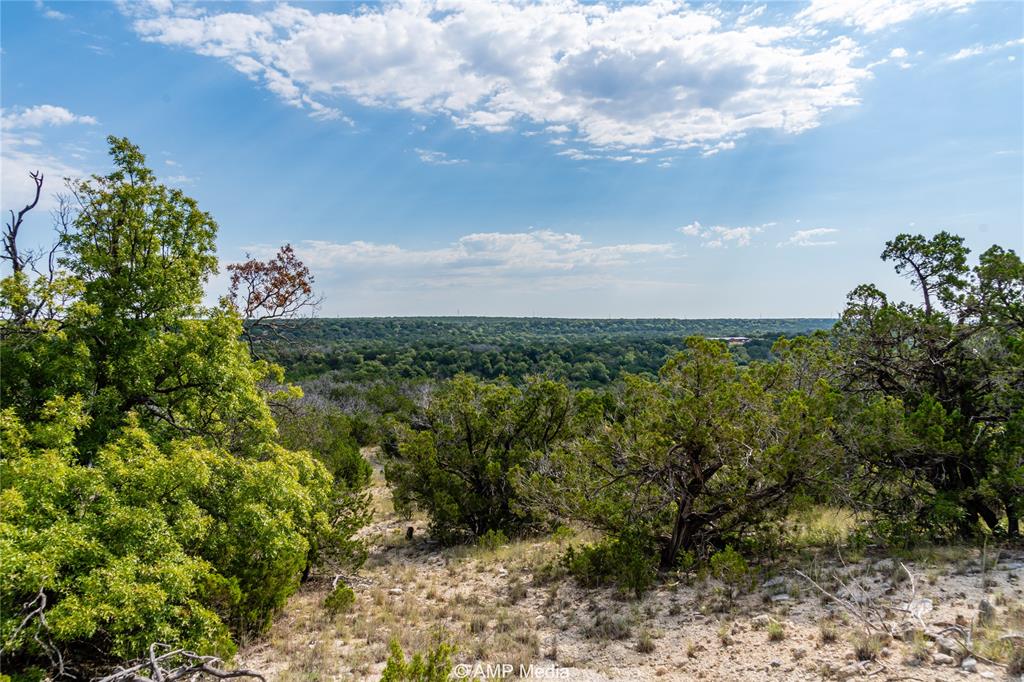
(519, 336, 838, 570)
(0, 139, 367, 673)
(835, 232, 1023, 538)
(384, 374, 587, 543)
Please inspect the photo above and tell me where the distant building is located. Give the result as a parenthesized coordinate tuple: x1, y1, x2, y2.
(709, 336, 750, 346)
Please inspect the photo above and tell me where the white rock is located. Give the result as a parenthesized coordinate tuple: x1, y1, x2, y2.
(933, 653, 955, 665)
(771, 593, 791, 602)
(960, 657, 977, 673)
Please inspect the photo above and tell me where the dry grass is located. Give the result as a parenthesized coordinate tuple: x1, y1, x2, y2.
(237, 456, 1024, 681)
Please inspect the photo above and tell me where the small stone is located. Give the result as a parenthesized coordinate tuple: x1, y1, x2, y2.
(836, 663, 862, 680)
(769, 659, 782, 668)
(978, 599, 996, 626)
(388, 587, 403, 595)
(763, 576, 787, 589)
(936, 636, 959, 655)
(771, 593, 791, 602)
(933, 653, 955, 665)
(960, 657, 977, 673)
(874, 558, 895, 572)
(792, 647, 807, 661)
(980, 671, 995, 679)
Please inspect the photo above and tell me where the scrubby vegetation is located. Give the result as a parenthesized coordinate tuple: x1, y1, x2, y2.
(0, 138, 371, 676)
(1, 137, 1020, 680)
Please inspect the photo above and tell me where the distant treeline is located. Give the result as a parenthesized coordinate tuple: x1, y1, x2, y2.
(256, 317, 837, 385)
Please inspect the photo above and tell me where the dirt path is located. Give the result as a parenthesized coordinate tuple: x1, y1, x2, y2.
(238, 452, 1024, 681)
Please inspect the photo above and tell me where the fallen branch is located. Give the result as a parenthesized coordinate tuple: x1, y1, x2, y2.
(97, 644, 266, 682)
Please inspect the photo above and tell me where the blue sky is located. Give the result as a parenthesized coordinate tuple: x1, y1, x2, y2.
(2, 0, 1022, 317)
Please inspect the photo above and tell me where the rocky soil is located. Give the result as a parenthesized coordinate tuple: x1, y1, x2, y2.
(238, 453, 1024, 681)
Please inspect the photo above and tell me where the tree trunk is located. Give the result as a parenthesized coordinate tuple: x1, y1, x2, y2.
(1006, 502, 1019, 539)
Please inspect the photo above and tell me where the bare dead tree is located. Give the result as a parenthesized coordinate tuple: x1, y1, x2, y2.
(96, 644, 265, 682)
(0, 587, 66, 677)
(3, 170, 44, 274)
(226, 244, 321, 354)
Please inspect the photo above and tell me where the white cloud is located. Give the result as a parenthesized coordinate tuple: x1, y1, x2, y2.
(677, 220, 771, 248)
(947, 37, 1024, 61)
(1, 145, 84, 217)
(889, 47, 908, 59)
(34, 0, 67, 20)
(796, 0, 974, 33)
(1, 105, 98, 216)
(415, 148, 466, 166)
(678, 221, 703, 237)
(778, 227, 840, 247)
(1, 104, 98, 129)
(247, 230, 674, 289)
(125, 0, 895, 157)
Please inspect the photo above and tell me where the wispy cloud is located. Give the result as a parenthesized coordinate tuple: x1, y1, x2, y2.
(34, 0, 67, 21)
(796, 0, 974, 33)
(947, 37, 1024, 61)
(677, 220, 773, 248)
(777, 227, 840, 247)
(1, 105, 98, 213)
(242, 230, 675, 293)
(415, 149, 466, 166)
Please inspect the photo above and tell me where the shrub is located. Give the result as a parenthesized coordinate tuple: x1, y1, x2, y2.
(520, 337, 839, 571)
(477, 529, 509, 551)
(851, 632, 884, 661)
(0, 401, 337, 667)
(385, 375, 584, 543)
(710, 546, 749, 587)
(324, 582, 356, 614)
(379, 638, 455, 682)
(767, 621, 786, 642)
(562, 532, 658, 597)
(585, 612, 632, 640)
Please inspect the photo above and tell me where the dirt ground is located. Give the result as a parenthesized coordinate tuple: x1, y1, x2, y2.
(237, 452, 1024, 681)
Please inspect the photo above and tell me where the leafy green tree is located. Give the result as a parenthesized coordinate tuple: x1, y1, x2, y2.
(0, 139, 367, 673)
(835, 232, 1023, 538)
(272, 397, 373, 577)
(385, 374, 589, 543)
(2, 138, 280, 460)
(519, 336, 839, 571)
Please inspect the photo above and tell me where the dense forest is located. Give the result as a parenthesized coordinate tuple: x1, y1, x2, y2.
(1, 138, 1021, 679)
(258, 317, 836, 385)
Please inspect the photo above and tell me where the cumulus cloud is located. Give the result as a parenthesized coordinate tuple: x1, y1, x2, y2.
(34, 0, 67, 20)
(796, 0, 974, 33)
(1, 105, 98, 215)
(1, 104, 98, 129)
(415, 148, 466, 165)
(947, 37, 1024, 61)
(1, 146, 84, 216)
(778, 227, 840, 247)
(677, 220, 772, 248)
(244, 230, 674, 290)
(122, 0, 921, 157)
